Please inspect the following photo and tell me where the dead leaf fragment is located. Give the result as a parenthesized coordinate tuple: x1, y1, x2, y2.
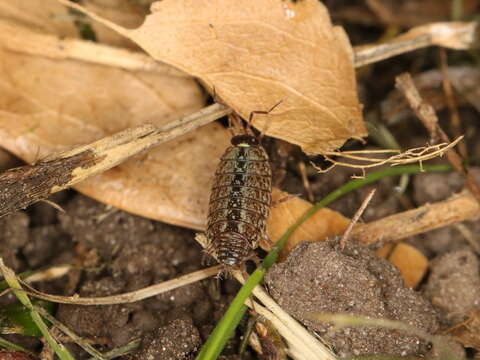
(0, 0, 77, 36)
(388, 243, 428, 288)
(0, 45, 225, 229)
(83, 0, 147, 48)
(445, 311, 480, 349)
(61, 0, 366, 154)
(265, 188, 350, 260)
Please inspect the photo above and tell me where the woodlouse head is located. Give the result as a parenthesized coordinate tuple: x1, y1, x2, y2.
(231, 134, 259, 147)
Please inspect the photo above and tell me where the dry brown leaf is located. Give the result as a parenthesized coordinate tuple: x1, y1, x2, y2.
(264, 188, 350, 260)
(0, 43, 227, 229)
(387, 242, 428, 288)
(83, 0, 147, 48)
(61, 0, 366, 154)
(0, 0, 77, 36)
(445, 311, 480, 349)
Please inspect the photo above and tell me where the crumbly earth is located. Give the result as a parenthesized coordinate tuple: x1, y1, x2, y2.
(424, 250, 480, 325)
(265, 239, 439, 358)
(0, 193, 247, 359)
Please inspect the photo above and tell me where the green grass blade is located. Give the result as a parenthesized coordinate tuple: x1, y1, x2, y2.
(0, 336, 32, 353)
(0, 259, 75, 360)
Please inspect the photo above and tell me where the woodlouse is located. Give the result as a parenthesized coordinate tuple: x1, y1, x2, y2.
(206, 107, 278, 269)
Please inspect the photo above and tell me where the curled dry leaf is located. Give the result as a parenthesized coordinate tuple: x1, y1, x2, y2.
(62, 0, 366, 154)
(388, 242, 428, 288)
(264, 188, 350, 260)
(0, 21, 229, 229)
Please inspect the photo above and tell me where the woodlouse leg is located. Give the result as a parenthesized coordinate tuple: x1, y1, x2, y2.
(247, 100, 283, 139)
(270, 193, 300, 208)
(261, 234, 274, 248)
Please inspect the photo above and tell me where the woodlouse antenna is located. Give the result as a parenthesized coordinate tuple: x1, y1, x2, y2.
(246, 100, 283, 141)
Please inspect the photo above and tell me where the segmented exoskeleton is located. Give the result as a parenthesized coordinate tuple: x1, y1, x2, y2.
(206, 118, 273, 269)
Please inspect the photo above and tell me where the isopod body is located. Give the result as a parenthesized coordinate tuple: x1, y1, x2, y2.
(206, 134, 272, 268)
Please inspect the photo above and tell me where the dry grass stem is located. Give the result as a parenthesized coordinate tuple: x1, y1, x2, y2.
(314, 137, 463, 175)
(24, 265, 72, 284)
(339, 189, 376, 250)
(0, 20, 187, 76)
(0, 103, 231, 217)
(354, 21, 478, 67)
(15, 266, 220, 305)
(395, 73, 480, 204)
(352, 190, 480, 245)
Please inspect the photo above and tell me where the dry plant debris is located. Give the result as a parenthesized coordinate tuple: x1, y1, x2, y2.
(0, 0, 235, 228)
(264, 188, 350, 259)
(387, 242, 428, 288)
(354, 20, 479, 67)
(352, 190, 480, 245)
(446, 311, 480, 350)
(60, 0, 367, 154)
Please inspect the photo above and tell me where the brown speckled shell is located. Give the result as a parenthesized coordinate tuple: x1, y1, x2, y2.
(206, 140, 272, 267)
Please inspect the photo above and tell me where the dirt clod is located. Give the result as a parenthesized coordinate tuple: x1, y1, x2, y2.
(424, 250, 480, 324)
(133, 318, 201, 360)
(265, 239, 439, 358)
(0, 212, 29, 270)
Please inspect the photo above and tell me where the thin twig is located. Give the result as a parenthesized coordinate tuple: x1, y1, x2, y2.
(0, 103, 231, 217)
(395, 72, 480, 204)
(88, 339, 141, 360)
(351, 190, 479, 246)
(339, 189, 376, 250)
(354, 21, 478, 67)
(438, 48, 467, 157)
(17, 266, 220, 305)
(297, 162, 314, 202)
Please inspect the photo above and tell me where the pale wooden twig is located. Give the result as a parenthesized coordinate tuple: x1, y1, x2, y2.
(354, 21, 478, 67)
(0, 103, 231, 217)
(16, 265, 220, 305)
(351, 190, 480, 245)
(395, 73, 480, 204)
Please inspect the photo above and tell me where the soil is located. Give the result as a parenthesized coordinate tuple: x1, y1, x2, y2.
(265, 239, 439, 358)
(0, 193, 250, 359)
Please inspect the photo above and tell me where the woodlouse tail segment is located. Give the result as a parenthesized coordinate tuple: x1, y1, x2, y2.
(215, 232, 251, 268)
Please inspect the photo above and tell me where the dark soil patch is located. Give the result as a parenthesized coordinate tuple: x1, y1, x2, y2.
(0, 193, 250, 359)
